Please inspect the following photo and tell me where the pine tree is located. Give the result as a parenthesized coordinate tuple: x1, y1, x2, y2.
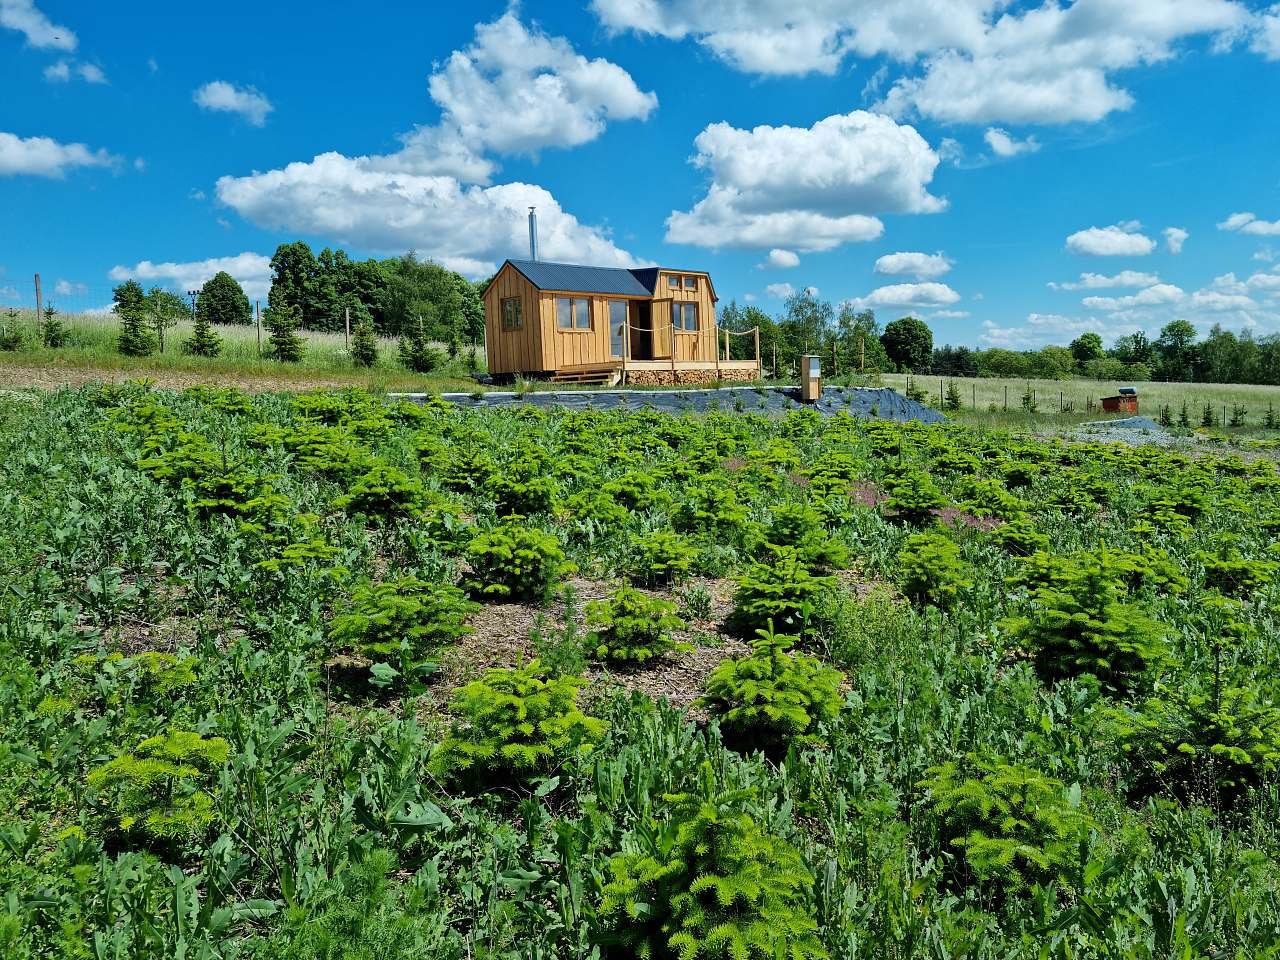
(264, 294, 304, 362)
(0, 308, 22, 351)
(184, 304, 222, 357)
(350, 318, 378, 367)
(114, 279, 156, 357)
(40, 303, 68, 347)
(398, 316, 442, 373)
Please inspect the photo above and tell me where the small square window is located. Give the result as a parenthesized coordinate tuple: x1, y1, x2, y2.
(683, 275, 698, 289)
(667, 275, 679, 288)
(501, 297, 522, 330)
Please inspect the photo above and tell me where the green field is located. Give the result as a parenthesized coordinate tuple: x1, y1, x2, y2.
(3, 384, 1280, 958)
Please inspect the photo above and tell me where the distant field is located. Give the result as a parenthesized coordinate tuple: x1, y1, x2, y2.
(0, 309, 481, 392)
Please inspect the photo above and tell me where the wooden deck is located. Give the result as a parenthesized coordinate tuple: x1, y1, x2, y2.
(550, 358, 760, 386)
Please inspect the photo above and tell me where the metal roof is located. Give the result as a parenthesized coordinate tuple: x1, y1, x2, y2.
(506, 259, 652, 297)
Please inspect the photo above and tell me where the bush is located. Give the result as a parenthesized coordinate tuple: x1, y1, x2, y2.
(700, 622, 844, 752)
(332, 461, 425, 519)
(597, 785, 828, 960)
(629, 528, 699, 585)
(399, 323, 443, 373)
(351, 318, 378, 367)
(897, 531, 970, 608)
(920, 755, 1096, 894)
(673, 482, 749, 539)
(328, 577, 479, 686)
(764, 502, 849, 571)
(586, 587, 687, 664)
(987, 515, 1049, 555)
(463, 521, 573, 603)
(87, 731, 231, 843)
(0, 308, 22, 350)
(882, 468, 945, 525)
(114, 279, 157, 357)
(486, 471, 557, 517)
(265, 301, 304, 362)
(731, 548, 834, 636)
(430, 660, 605, 780)
(183, 307, 222, 358)
(40, 304, 68, 348)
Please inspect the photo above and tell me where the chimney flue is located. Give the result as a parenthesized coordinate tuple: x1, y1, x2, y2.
(528, 206, 539, 261)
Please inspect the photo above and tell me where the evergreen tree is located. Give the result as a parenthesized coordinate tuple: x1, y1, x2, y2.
(143, 288, 187, 352)
(196, 271, 252, 326)
(113, 279, 156, 357)
(183, 304, 222, 357)
(0, 308, 22, 351)
(40, 303, 68, 347)
(350, 318, 378, 367)
(398, 316, 442, 373)
(264, 290, 304, 362)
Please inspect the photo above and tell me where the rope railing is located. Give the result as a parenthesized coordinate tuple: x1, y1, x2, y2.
(612, 319, 762, 381)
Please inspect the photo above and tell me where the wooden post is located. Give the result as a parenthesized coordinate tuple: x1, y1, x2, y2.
(669, 319, 677, 382)
(723, 326, 729, 361)
(753, 326, 761, 380)
(344, 306, 350, 351)
(858, 333, 865, 373)
(33, 273, 42, 325)
(972, 384, 976, 409)
(255, 300, 262, 357)
(622, 314, 631, 385)
(939, 377, 944, 403)
(714, 322, 722, 381)
(1003, 385, 1008, 411)
(771, 342, 777, 380)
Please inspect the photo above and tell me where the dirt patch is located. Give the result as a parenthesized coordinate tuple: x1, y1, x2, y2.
(0, 361, 378, 395)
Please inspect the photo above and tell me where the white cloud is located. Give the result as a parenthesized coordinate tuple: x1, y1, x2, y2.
(1163, 226, 1189, 254)
(0, 0, 74, 50)
(757, 248, 800, 269)
(193, 81, 274, 127)
(1252, 4, 1280, 59)
(0, 285, 21, 302)
(666, 110, 943, 252)
(108, 252, 273, 301)
(932, 309, 971, 318)
(0, 131, 118, 177)
(78, 62, 106, 84)
(764, 283, 795, 299)
(42, 60, 67, 81)
(1049, 270, 1161, 290)
(1082, 283, 1185, 310)
(43, 59, 106, 84)
(979, 313, 1126, 349)
(1218, 211, 1280, 236)
(216, 153, 640, 277)
(874, 250, 952, 279)
(984, 127, 1039, 157)
(52, 279, 86, 297)
(847, 281, 961, 310)
(1065, 222, 1156, 256)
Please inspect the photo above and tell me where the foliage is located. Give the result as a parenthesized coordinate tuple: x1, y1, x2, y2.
(332, 461, 426, 519)
(183, 303, 222, 358)
(41, 303, 69, 347)
(701, 623, 844, 752)
(398, 318, 443, 373)
(630, 528, 699, 585)
(764, 502, 849, 571)
(265, 296, 305, 362)
(114, 279, 157, 356)
(897, 531, 971, 608)
(882, 467, 946, 525)
(0, 308, 22, 350)
(196, 270, 252, 327)
(463, 521, 573, 602)
(430, 660, 606, 780)
(328, 577, 479, 686)
(597, 783, 828, 960)
(351, 318, 379, 367)
(880, 315, 933, 372)
(586, 587, 687, 664)
(731, 548, 834, 636)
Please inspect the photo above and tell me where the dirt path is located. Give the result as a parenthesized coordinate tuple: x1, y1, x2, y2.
(0, 361, 379, 394)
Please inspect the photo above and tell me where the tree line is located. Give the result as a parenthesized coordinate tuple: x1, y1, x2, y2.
(721, 290, 1280, 385)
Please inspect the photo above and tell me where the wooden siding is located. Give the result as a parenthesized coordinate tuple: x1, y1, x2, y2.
(483, 263, 543, 374)
(659, 272, 717, 363)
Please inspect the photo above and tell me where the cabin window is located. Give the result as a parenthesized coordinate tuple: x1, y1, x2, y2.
(674, 302, 698, 332)
(666, 274, 679, 289)
(683, 275, 698, 289)
(500, 297, 522, 330)
(556, 296, 590, 330)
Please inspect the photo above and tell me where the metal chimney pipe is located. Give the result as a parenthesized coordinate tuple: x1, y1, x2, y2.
(527, 206, 539, 261)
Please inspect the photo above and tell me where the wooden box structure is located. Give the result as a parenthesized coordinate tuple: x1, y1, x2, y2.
(1100, 387, 1139, 414)
(483, 258, 761, 386)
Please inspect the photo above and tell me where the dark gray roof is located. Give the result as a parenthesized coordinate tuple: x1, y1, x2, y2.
(628, 267, 661, 294)
(506, 259, 652, 297)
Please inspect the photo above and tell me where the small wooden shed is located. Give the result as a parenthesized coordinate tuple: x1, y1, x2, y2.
(482, 258, 760, 385)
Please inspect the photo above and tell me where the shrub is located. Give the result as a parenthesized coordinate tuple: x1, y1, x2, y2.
(486, 472, 557, 517)
(731, 548, 833, 636)
(630, 529, 699, 585)
(399, 322, 443, 373)
(897, 531, 971, 608)
(987, 515, 1049, 555)
(700, 622, 844, 752)
(87, 731, 231, 843)
(0, 308, 21, 350)
(586, 587, 687, 664)
(882, 468, 945, 525)
(1004, 552, 1166, 693)
(920, 755, 1096, 894)
(463, 521, 573, 603)
(430, 660, 605, 780)
(1116, 679, 1280, 808)
(328, 577, 479, 686)
(265, 301, 304, 362)
(597, 785, 828, 960)
(673, 482, 749, 539)
(114, 279, 157, 357)
(350, 319, 378, 367)
(764, 502, 849, 571)
(41, 304, 69, 348)
(332, 462, 425, 519)
(183, 306, 222, 358)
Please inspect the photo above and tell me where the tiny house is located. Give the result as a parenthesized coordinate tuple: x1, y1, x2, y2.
(482, 257, 761, 386)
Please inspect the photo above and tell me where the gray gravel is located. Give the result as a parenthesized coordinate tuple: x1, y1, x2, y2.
(393, 385, 946, 424)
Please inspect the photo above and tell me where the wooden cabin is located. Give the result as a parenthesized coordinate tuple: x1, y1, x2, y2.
(482, 259, 761, 385)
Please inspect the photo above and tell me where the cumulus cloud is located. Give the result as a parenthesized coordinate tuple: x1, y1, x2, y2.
(1048, 270, 1161, 291)
(846, 281, 961, 310)
(979, 313, 1124, 349)
(667, 110, 943, 252)
(593, 0, 1254, 125)
(107, 252, 273, 301)
(0, 131, 118, 177)
(43, 59, 107, 84)
(194, 81, 274, 127)
(0, 0, 74, 50)
(1081, 283, 1186, 310)
(1065, 222, 1156, 256)
(757, 248, 800, 269)
(984, 127, 1039, 157)
(216, 154, 640, 277)
(52, 278, 86, 297)
(1163, 226, 1189, 254)
(1218, 212, 1280, 236)
(874, 250, 952, 279)
(1252, 4, 1280, 59)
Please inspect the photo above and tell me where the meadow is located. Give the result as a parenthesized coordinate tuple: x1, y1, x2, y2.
(2, 383, 1279, 958)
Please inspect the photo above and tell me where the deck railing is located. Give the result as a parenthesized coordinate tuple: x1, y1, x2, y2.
(618, 319, 761, 383)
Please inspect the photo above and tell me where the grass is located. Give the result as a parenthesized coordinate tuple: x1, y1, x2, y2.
(0, 308, 484, 391)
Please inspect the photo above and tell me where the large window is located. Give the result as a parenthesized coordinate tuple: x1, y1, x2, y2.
(501, 297, 522, 330)
(609, 300, 627, 358)
(556, 296, 591, 330)
(674, 302, 698, 332)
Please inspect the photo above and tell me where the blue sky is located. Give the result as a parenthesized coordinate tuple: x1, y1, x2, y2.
(3, 0, 1280, 349)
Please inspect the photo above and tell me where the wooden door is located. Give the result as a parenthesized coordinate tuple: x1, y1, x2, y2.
(651, 298, 673, 359)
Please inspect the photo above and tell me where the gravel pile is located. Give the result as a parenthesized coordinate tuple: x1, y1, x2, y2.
(398, 385, 946, 424)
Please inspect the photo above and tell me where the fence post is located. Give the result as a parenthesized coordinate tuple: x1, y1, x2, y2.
(1003, 385, 1008, 411)
(344, 306, 350, 351)
(972, 384, 976, 409)
(255, 300, 262, 357)
(33, 273, 42, 326)
(753, 327, 761, 381)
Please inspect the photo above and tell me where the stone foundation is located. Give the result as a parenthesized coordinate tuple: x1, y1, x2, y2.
(624, 368, 758, 386)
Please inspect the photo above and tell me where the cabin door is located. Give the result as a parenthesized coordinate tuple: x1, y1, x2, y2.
(609, 300, 628, 359)
(629, 301, 653, 360)
(650, 298, 673, 359)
